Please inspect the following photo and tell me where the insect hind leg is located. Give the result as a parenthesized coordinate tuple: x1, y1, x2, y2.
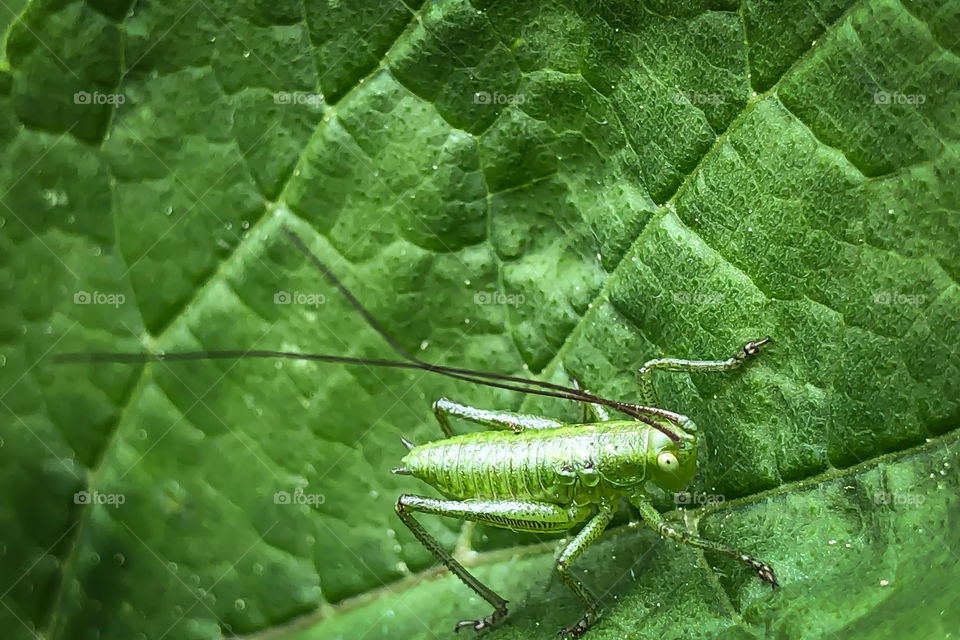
(396, 495, 588, 633)
(432, 397, 566, 437)
(570, 378, 611, 423)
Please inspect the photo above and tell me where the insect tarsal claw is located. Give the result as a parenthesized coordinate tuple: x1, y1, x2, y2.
(400, 436, 416, 450)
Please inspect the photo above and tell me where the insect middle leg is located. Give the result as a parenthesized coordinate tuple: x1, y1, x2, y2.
(555, 502, 616, 638)
(432, 397, 567, 437)
(396, 494, 590, 633)
(630, 495, 779, 587)
(636, 337, 771, 406)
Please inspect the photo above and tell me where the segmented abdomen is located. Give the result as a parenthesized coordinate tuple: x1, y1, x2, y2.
(401, 423, 647, 505)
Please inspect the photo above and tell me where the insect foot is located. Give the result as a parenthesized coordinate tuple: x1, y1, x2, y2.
(742, 554, 780, 588)
(740, 336, 772, 358)
(558, 612, 594, 639)
(454, 607, 508, 634)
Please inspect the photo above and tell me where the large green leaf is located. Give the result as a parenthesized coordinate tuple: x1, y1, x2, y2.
(2, 1, 958, 639)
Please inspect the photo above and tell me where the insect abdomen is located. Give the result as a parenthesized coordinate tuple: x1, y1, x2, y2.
(402, 433, 559, 502)
(401, 423, 648, 504)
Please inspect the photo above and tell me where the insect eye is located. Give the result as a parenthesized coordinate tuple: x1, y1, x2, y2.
(657, 451, 678, 471)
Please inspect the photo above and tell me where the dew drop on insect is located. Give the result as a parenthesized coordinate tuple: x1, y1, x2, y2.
(0, 354, 6, 367)
(370, 489, 379, 499)
(0, 217, 5, 228)
(464, 318, 470, 324)
(305, 535, 315, 546)
(880, 579, 889, 587)
(137, 428, 147, 440)
(241, 220, 250, 230)
(90, 552, 101, 564)
(419, 340, 429, 351)
(113, 553, 125, 566)
(167, 561, 178, 573)
(828, 539, 837, 545)
(432, 165, 438, 170)
(235, 598, 246, 610)
(243, 51, 251, 58)
(165, 206, 173, 216)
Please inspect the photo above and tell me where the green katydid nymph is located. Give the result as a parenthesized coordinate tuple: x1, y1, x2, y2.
(57, 226, 779, 638)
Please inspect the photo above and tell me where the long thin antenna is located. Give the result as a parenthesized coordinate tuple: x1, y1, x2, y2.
(55, 226, 684, 443)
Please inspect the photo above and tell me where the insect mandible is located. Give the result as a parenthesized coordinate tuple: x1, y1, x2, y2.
(57, 226, 779, 638)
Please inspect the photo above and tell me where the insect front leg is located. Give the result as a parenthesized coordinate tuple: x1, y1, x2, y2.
(630, 495, 779, 588)
(396, 494, 589, 633)
(636, 337, 771, 405)
(432, 397, 566, 437)
(555, 502, 616, 638)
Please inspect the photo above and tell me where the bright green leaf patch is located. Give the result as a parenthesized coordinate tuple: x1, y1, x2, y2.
(1, 1, 958, 640)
